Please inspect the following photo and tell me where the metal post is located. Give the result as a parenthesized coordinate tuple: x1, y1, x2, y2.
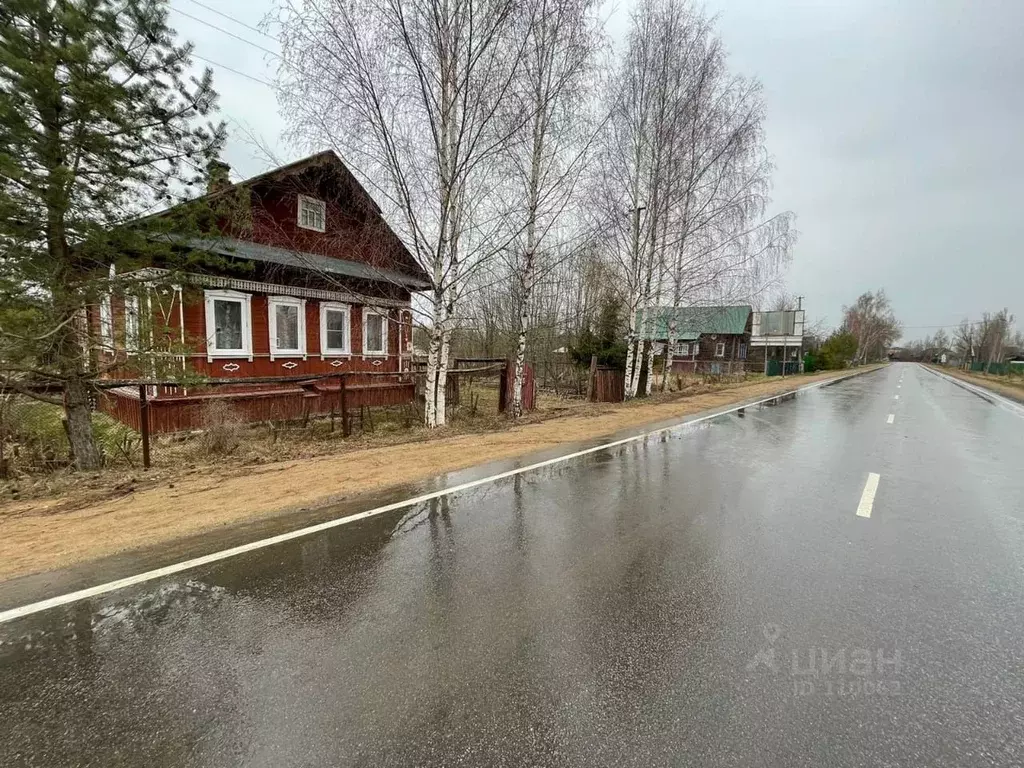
(138, 384, 151, 470)
(586, 355, 598, 401)
(339, 374, 350, 437)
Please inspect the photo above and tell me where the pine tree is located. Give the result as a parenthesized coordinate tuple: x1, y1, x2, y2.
(0, 0, 225, 469)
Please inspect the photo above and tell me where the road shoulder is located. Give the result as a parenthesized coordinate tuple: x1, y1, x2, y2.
(0, 367, 881, 584)
(924, 364, 1024, 405)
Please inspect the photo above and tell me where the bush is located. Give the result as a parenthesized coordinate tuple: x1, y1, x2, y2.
(0, 396, 141, 474)
(201, 400, 244, 455)
(569, 293, 628, 370)
(818, 331, 858, 370)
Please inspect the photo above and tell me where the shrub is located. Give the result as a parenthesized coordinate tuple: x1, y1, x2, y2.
(201, 400, 244, 455)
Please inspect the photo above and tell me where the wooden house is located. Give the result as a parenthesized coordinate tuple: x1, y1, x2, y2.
(93, 151, 430, 432)
(641, 305, 753, 374)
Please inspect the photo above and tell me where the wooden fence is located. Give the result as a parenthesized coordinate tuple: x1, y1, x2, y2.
(590, 367, 625, 403)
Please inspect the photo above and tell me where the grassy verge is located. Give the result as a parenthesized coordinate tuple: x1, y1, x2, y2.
(926, 365, 1024, 402)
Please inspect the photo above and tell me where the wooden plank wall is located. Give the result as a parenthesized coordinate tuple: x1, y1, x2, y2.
(99, 381, 416, 434)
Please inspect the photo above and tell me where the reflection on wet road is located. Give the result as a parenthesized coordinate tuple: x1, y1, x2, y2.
(2, 364, 1023, 767)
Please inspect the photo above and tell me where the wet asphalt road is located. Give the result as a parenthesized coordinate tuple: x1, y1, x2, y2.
(2, 363, 1024, 767)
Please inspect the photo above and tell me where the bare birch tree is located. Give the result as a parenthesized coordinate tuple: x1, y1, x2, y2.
(274, 0, 526, 426)
(842, 290, 901, 363)
(596, 0, 791, 398)
(502, 0, 599, 418)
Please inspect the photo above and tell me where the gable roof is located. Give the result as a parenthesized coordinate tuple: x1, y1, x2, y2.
(151, 150, 430, 287)
(639, 305, 752, 340)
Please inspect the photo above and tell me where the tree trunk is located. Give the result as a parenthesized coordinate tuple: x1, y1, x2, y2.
(437, 327, 451, 423)
(64, 376, 102, 470)
(424, 293, 446, 428)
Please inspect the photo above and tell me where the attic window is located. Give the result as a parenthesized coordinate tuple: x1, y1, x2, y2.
(298, 195, 326, 232)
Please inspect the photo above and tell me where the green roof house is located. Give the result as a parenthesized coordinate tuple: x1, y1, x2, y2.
(637, 305, 753, 373)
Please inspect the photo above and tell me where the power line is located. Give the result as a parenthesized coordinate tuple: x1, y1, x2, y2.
(182, 0, 276, 41)
(173, 7, 281, 60)
(191, 53, 275, 88)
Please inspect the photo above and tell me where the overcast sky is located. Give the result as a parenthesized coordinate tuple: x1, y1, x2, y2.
(169, 0, 1023, 339)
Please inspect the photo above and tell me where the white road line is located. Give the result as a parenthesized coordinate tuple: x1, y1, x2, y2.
(887, 414, 895, 424)
(894, 394, 899, 400)
(0, 368, 881, 625)
(856, 473, 881, 518)
(922, 365, 1024, 419)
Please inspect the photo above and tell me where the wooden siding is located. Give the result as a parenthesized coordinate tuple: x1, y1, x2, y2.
(143, 292, 409, 381)
(227, 164, 423, 280)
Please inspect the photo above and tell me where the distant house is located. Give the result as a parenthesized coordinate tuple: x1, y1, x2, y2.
(91, 151, 430, 432)
(639, 305, 753, 374)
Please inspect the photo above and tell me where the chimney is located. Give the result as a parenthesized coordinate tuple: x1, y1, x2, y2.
(207, 159, 231, 194)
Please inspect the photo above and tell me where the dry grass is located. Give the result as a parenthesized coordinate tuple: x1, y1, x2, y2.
(0, 367, 879, 580)
(927, 365, 1024, 400)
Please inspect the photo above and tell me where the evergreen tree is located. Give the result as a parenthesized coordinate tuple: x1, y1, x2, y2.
(0, 0, 225, 468)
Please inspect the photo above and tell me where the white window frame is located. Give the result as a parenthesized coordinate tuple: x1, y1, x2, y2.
(297, 194, 326, 233)
(268, 295, 307, 360)
(99, 294, 113, 349)
(675, 342, 689, 357)
(692, 343, 700, 357)
(715, 342, 726, 358)
(738, 343, 747, 361)
(204, 289, 253, 362)
(319, 302, 352, 357)
(362, 308, 388, 357)
(124, 295, 140, 351)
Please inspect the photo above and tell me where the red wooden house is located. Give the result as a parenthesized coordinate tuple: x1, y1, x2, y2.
(94, 151, 430, 433)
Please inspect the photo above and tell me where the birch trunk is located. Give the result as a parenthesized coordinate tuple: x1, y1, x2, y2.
(511, 83, 544, 419)
(511, 260, 533, 418)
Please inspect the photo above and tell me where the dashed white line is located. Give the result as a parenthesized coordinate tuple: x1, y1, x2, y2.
(856, 473, 881, 518)
(887, 414, 895, 424)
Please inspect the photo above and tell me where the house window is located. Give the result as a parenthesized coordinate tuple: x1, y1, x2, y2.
(269, 296, 307, 359)
(675, 342, 689, 357)
(297, 194, 326, 232)
(124, 295, 139, 351)
(363, 309, 387, 356)
(99, 294, 113, 349)
(738, 343, 747, 360)
(715, 342, 726, 357)
(320, 302, 351, 356)
(204, 289, 252, 360)
(692, 343, 700, 356)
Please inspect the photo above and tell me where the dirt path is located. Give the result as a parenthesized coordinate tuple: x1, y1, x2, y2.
(0, 367, 878, 579)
